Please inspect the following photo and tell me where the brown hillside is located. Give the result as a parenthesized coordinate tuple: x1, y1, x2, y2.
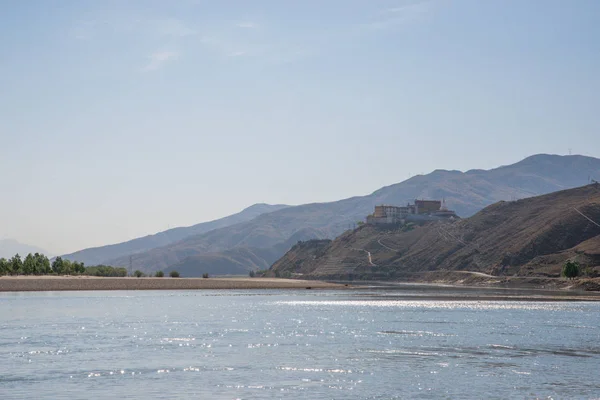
(271, 184, 600, 280)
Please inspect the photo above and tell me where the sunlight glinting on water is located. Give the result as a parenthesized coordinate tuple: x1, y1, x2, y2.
(1, 290, 599, 399)
(275, 299, 587, 311)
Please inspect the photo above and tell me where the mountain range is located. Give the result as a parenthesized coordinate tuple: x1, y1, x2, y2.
(60, 203, 288, 265)
(271, 184, 600, 281)
(0, 239, 50, 259)
(61, 154, 600, 276)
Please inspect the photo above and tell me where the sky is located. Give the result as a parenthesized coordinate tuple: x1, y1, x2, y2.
(1, 0, 599, 254)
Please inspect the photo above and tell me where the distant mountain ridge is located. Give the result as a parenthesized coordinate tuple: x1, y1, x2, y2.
(61, 203, 289, 265)
(370, 154, 600, 217)
(162, 228, 330, 277)
(64, 154, 600, 276)
(0, 239, 50, 259)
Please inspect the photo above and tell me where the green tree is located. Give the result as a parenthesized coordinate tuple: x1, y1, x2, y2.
(562, 260, 580, 280)
(155, 271, 164, 277)
(72, 261, 85, 274)
(52, 256, 65, 275)
(0, 258, 8, 275)
(170, 270, 180, 278)
(62, 259, 73, 275)
(33, 253, 51, 275)
(202, 273, 209, 278)
(10, 254, 23, 275)
(23, 253, 36, 275)
(248, 270, 255, 278)
(41, 256, 51, 274)
(134, 270, 144, 278)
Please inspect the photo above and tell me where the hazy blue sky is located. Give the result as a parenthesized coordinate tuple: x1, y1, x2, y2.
(1, 0, 599, 254)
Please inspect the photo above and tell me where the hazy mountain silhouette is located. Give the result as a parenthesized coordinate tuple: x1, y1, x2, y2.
(0, 239, 50, 259)
(61, 203, 289, 265)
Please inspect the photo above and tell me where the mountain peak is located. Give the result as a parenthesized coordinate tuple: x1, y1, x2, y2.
(60, 203, 290, 265)
(241, 203, 289, 213)
(0, 239, 50, 259)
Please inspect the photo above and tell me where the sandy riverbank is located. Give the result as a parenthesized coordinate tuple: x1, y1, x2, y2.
(312, 271, 600, 292)
(0, 276, 344, 292)
(403, 272, 600, 292)
(341, 281, 600, 301)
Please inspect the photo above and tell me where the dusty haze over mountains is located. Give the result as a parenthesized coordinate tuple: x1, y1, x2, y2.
(0, 239, 50, 259)
(1, 1, 599, 254)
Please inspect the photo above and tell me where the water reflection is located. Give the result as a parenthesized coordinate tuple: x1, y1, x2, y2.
(0, 289, 599, 399)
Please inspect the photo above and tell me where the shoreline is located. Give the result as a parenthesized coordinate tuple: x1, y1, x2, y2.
(0, 275, 600, 302)
(1, 276, 599, 301)
(342, 281, 600, 301)
(342, 279, 600, 294)
(0, 276, 344, 292)
(308, 271, 600, 293)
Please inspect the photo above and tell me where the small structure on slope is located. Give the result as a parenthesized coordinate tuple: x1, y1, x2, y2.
(366, 198, 458, 225)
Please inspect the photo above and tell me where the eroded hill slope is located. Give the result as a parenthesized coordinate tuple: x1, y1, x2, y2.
(271, 184, 600, 280)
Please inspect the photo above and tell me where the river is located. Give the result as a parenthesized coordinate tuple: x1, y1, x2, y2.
(1, 289, 599, 399)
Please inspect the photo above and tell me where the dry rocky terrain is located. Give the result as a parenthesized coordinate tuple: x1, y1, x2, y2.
(271, 184, 600, 290)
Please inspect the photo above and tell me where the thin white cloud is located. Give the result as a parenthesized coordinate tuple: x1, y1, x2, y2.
(194, 3, 431, 67)
(200, 35, 261, 59)
(366, 1, 432, 30)
(142, 51, 179, 71)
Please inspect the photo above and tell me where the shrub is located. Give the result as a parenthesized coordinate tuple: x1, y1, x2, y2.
(202, 273, 209, 279)
(170, 270, 180, 278)
(84, 265, 127, 277)
(133, 270, 144, 278)
(155, 271, 164, 277)
(248, 270, 255, 278)
(562, 261, 580, 280)
(0, 258, 9, 276)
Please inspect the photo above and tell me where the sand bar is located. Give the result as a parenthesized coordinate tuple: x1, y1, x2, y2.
(0, 276, 343, 292)
(3, 277, 599, 301)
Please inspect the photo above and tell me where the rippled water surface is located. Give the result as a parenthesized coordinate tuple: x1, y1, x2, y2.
(1, 289, 599, 399)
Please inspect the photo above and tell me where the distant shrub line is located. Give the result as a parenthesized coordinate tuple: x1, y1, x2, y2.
(0, 253, 180, 278)
(85, 265, 128, 277)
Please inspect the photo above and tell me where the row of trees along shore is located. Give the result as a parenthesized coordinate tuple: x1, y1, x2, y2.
(1, 253, 127, 277)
